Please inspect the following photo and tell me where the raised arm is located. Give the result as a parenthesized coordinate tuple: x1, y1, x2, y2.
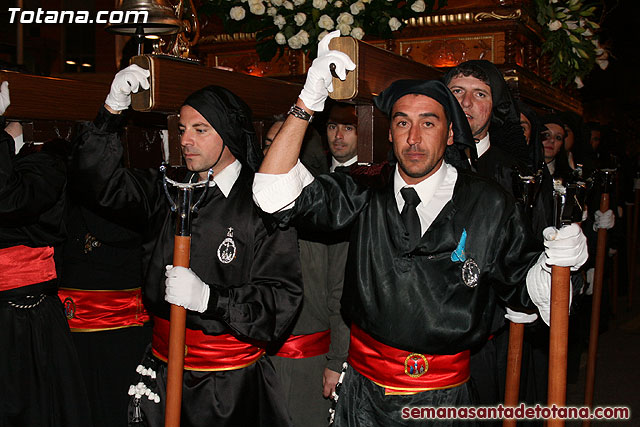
(258, 30, 355, 176)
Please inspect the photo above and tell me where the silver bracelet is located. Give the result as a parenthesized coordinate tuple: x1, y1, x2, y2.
(288, 105, 313, 122)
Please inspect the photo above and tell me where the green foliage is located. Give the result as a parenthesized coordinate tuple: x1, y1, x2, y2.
(534, 0, 607, 87)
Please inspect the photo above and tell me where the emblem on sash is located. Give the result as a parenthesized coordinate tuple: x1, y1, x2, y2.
(404, 353, 428, 378)
(63, 297, 76, 319)
(462, 258, 480, 288)
(217, 227, 237, 264)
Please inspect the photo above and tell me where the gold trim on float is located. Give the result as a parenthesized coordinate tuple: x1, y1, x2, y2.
(373, 376, 470, 395)
(70, 324, 148, 333)
(474, 9, 522, 22)
(199, 33, 257, 44)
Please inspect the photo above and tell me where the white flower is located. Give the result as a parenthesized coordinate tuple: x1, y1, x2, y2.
(312, 0, 327, 9)
(248, 0, 261, 5)
(574, 76, 584, 88)
(317, 30, 329, 41)
(388, 17, 401, 31)
(337, 12, 354, 25)
(283, 1, 294, 10)
(334, 1, 342, 7)
(350, 27, 364, 39)
(295, 29, 309, 45)
(271, 0, 283, 5)
(229, 6, 246, 20)
(548, 20, 562, 31)
(293, 0, 306, 5)
(411, 0, 425, 13)
(318, 14, 335, 30)
(350, 1, 365, 15)
(582, 29, 593, 37)
(337, 23, 351, 35)
(249, 2, 266, 15)
(565, 20, 578, 30)
(288, 35, 303, 49)
(294, 12, 307, 26)
(267, 6, 277, 15)
(273, 14, 286, 29)
(361, 0, 371, 3)
(275, 32, 286, 45)
(550, 0, 558, 3)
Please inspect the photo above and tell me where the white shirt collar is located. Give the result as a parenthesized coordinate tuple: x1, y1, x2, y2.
(546, 158, 556, 176)
(393, 160, 448, 210)
(476, 133, 491, 158)
(330, 155, 358, 173)
(207, 159, 242, 197)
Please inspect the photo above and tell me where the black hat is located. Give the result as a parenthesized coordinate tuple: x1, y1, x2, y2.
(374, 79, 476, 169)
(183, 86, 263, 172)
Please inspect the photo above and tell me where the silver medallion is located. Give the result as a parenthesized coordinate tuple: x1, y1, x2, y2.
(461, 258, 480, 288)
(217, 227, 237, 264)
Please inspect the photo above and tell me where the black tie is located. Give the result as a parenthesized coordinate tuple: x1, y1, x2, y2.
(400, 187, 422, 247)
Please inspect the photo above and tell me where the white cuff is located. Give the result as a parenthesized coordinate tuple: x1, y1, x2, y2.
(252, 160, 315, 213)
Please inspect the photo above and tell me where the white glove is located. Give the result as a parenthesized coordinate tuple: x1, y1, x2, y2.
(505, 307, 538, 324)
(542, 224, 588, 271)
(299, 30, 356, 112)
(164, 265, 210, 313)
(0, 81, 9, 116)
(526, 253, 573, 326)
(593, 209, 615, 231)
(104, 64, 150, 112)
(585, 267, 594, 295)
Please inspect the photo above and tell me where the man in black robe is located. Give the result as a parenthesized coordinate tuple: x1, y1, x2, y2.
(71, 67, 303, 426)
(252, 31, 588, 426)
(0, 81, 92, 427)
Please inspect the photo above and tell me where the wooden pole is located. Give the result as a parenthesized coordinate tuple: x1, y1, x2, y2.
(582, 193, 610, 426)
(503, 322, 525, 427)
(631, 189, 640, 309)
(547, 265, 571, 427)
(164, 235, 190, 427)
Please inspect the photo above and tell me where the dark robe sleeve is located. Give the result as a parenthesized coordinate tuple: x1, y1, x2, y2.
(489, 199, 543, 312)
(71, 107, 161, 228)
(205, 223, 303, 343)
(0, 129, 66, 228)
(276, 172, 372, 232)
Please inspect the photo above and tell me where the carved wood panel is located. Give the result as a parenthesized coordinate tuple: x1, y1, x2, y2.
(398, 33, 505, 67)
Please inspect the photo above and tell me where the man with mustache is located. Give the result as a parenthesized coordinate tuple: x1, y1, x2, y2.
(253, 31, 587, 426)
(72, 68, 303, 426)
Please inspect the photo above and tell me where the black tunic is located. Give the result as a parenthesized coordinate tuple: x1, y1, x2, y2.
(0, 126, 91, 427)
(278, 165, 542, 355)
(72, 108, 303, 427)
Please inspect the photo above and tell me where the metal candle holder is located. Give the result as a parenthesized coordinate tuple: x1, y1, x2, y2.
(160, 165, 213, 235)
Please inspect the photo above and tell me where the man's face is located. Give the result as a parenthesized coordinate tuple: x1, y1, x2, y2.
(541, 123, 565, 163)
(263, 120, 283, 155)
(179, 105, 236, 180)
(327, 121, 358, 163)
(520, 113, 532, 145)
(590, 130, 601, 150)
(447, 74, 493, 139)
(389, 94, 454, 185)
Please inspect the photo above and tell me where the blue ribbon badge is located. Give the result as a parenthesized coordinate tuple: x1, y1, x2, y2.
(451, 229, 467, 262)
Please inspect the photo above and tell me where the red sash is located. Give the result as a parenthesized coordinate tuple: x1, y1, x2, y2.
(348, 324, 470, 395)
(275, 329, 331, 358)
(152, 317, 265, 371)
(0, 245, 57, 292)
(58, 287, 150, 331)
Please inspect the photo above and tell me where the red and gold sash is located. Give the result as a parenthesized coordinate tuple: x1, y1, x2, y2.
(0, 245, 57, 292)
(58, 287, 150, 331)
(152, 317, 265, 371)
(275, 329, 331, 358)
(348, 324, 470, 395)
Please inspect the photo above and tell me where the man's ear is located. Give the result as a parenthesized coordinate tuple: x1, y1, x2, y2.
(389, 128, 393, 143)
(447, 122, 454, 146)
